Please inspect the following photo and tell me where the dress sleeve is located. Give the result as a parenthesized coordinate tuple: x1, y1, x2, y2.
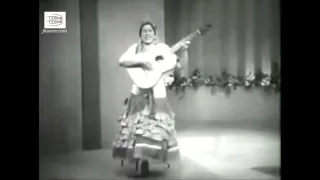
(119, 43, 154, 65)
(119, 43, 138, 64)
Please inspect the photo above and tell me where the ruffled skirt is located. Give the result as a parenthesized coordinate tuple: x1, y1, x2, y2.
(112, 92, 180, 163)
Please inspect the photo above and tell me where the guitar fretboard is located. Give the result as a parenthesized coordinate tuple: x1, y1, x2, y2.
(170, 30, 200, 53)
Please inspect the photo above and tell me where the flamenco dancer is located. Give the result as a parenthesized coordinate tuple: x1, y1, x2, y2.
(112, 21, 190, 177)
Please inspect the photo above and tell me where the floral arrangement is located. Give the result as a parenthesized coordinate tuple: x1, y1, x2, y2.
(167, 68, 281, 98)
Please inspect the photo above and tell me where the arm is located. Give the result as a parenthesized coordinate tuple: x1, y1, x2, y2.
(178, 48, 189, 77)
(119, 44, 150, 68)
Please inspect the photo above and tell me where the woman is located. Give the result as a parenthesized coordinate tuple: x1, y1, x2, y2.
(112, 21, 189, 177)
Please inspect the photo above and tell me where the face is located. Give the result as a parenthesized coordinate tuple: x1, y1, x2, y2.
(140, 24, 155, 44)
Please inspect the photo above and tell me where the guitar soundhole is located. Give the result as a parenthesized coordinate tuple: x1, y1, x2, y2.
(155, 55, 164, 61)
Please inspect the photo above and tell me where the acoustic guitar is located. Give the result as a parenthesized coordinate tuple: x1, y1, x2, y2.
(126, 24, 212, 89)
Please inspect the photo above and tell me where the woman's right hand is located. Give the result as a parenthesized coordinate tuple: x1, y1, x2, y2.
(139, 51, 158, 71)
(137, 53, 154, 70)
(141, 60, 153, 70)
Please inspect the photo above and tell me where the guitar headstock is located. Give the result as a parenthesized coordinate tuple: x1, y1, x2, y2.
(198, 24, 212, 35)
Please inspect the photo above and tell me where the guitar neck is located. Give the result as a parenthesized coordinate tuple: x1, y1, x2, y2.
(170, 30, 200, 53)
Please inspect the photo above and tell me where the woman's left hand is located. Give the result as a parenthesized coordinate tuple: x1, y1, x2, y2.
(181, 40, 191, 51)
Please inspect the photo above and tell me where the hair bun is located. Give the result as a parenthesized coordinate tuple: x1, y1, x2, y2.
(140, 21, 157, 29)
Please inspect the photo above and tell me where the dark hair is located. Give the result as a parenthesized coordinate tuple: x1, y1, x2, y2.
(124, 98, 129, 105)
(139, 21, 156, 37)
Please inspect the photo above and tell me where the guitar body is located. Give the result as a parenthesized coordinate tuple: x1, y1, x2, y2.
(126, 24, 212, 89)
(126, 68, 163, 89)
(126, 50, 177, 89)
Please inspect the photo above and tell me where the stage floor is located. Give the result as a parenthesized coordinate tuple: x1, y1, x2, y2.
(40, 127, 280, 180)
